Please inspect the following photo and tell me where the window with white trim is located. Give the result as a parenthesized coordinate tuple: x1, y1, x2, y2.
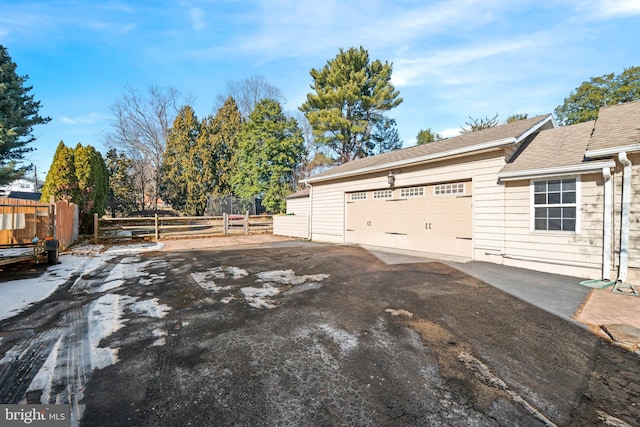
(400, 187, 424, 198)
(350, 192, 367, 200)
(532, 178, 577, 231)
(434, 183, 465, 195)
(373, 189, 393, 199)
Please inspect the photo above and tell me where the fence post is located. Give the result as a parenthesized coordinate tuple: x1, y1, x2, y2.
(244, 210, 249, 235)
(223, 213, 228, 236)
(94, 213, 98, 244)
(155, 213, 159, 241)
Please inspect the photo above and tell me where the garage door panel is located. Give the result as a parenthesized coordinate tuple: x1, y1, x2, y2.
(345, 182, 472, 258)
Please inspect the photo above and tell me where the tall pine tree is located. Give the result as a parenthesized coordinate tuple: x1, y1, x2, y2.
(0, 44, 51, 184)
(41, 141, 77, 202)
(41, 141, 108, 231)
(161, 105, 199, 213)
(232, 99, 304, 213)
(210, 97, 242, 196)
(75, 143, 108, 230)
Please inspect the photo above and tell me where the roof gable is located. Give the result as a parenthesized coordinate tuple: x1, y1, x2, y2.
(306, 114, 553, 183)
(498, 121, 611, 179)
(586, 100, 640, 156)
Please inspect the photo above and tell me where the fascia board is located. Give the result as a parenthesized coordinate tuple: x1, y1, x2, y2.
(304, 137, 517, 184)
(498, 160, 616, 181)
(585, 144, 640, 158)
(515, 115, 555, 143)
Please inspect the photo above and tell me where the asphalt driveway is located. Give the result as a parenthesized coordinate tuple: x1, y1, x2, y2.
(0, 240, 638, 426)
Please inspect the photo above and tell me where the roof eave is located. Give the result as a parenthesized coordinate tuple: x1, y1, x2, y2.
(585, 143, 640, 159)
(498, 160, 616, 182)
(304, 137, 517, 184)
(304, 114, 553, 185)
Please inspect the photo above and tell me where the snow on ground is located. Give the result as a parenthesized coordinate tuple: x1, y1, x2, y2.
(241, 284, 281, 309)
(129, 298, 171, 318)
(189, 265, 330, 309)
(0, 242, 165, 321)
(88, 293, 132, 370)
(257, 269, 330, 285)
(0, 254, 91, 321)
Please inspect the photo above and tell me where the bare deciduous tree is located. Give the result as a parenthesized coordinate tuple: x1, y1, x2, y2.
(104, 85, 189, 210)
(214, 75, 285, 119)
(459, 113, 500, 134)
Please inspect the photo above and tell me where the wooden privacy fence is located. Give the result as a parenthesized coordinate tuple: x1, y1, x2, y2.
(94, 213, 273, 242)
(0, 198, 52, 245)
(0, 197, 80, 250)
(54, 200, 79, 250)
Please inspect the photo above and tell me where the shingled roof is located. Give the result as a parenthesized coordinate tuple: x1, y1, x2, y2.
(306, 114, 553, 183)
(586, 99, 640, 157)
(498, 121, 604, 179)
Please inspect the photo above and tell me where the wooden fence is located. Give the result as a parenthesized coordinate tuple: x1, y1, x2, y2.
(0, 198, 52, 245)
(94, 213, 273, 243)
(0, 197, 79, 250)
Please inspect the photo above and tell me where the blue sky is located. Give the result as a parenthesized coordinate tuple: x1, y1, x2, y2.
(2, 0, 640, 179)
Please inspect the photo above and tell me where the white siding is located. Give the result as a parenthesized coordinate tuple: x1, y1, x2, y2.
(286, 197, 310, 216)
(613, 153, 640, 281)
(310, 151, 508, 254)
(273, 215, 309, 239)
(500, 174, 603, 278)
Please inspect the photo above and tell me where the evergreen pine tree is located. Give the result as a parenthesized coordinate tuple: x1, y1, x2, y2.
(232, 99, 304, 213)
(211, 97, 242, 195)
(40, 141, 77, 203)
(105, 148, 137, 217)
(161, 106, 199, 213)
(75, 144, 108, 230)
(0, 44, 51, 184)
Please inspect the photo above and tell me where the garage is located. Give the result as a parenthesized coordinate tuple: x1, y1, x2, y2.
(345, 181, 472, 258)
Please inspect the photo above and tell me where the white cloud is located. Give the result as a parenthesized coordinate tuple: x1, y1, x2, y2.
(571, 0, 640, 19)
(392, 38, 540, 87)
(190, 7, 206, 30)
(58, 113, 110, 125)
(233, 0, 505, 58)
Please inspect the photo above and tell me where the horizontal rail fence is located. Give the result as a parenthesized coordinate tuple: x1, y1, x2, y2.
(95, 213, 273, 242)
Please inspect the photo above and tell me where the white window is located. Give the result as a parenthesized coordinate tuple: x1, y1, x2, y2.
(531, 178, 578, 232)
(350, 192, 367, 201)
(434, 183, 465, 195)
(373, 189, 393, 199)
(400, 187, 424, 198)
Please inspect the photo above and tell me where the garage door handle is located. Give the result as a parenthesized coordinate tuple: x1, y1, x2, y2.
(456, 195, 472, 198)
(456, 237, 472, 240)
(385, 232, 407, 236)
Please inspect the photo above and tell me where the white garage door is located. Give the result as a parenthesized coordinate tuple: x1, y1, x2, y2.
(345, 182, 472, 258)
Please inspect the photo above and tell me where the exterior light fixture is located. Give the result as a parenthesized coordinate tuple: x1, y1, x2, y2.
(388, 171, 395, 188)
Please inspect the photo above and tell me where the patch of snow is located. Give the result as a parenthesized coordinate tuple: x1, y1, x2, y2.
(151, 328, 167, 347)
(88, 293, 132, 370)
(257, 269, 329, 286)
(227, 266, 249, 279)
(190, 266, 248, 291)
(241, 284, 280, 309)
(104, 242, 164, 254)
(96, 279, 126, 293)
(129, 298, 171, 318)
(0, 253, 97, 321)
(220, 296, 237, 304)
(26, 336, 63, 402)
